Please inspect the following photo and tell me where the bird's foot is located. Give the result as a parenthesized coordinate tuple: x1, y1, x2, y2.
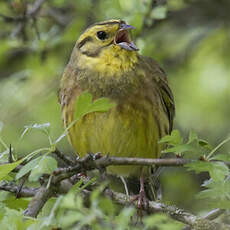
(131, 189, 149, 211)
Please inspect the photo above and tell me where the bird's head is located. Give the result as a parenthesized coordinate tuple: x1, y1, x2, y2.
(76, 19, 139, 57)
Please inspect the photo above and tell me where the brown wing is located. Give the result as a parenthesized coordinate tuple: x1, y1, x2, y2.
(143, 56, 175, 133)
(158, 76, 175, 133)
(58, 63, 82, 107)
(58, 62, 84, 134)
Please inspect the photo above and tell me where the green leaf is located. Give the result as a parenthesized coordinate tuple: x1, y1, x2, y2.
(57, 92, 116, 144)
(188, 130, 198, 144)
(159, 130, 183, 146)
(161, 130, 211, 158)
(88, 98, 116, 113)
(144, 213, 184, 229)
(0, 207, 35, 230)
(207, 135, 230, 159)
(115, 207, 135, 229)
(0, 149, 10, 163)
(74, 92, 116, 120)
(211, 162, 230, 181)
(39, 196, 63, 228)
(162, 144, 199, 154)
(151, 6, 167, 20)
(3, 196, 30, 211)
(0, 136, 8, 150)
(0, 159, 24, 181)
(29, 156, 57, 182)
(196, 175, 230, 209)
(99, 197, 116, 217)
(198, 139, 212, 150)
(90, 183, 107, 205)
(186, 161, 229, 181)
(212, 153, 230, 162)
(74, 92, 93, 119)
(16, 156, 42, 180)
(0, 121, 3, 133)
(197, 179, 230, 208)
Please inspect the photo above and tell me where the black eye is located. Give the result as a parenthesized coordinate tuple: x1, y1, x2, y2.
(97, 31, 107, 40)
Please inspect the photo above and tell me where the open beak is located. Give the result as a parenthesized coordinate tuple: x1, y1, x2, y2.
(114, 23, 139, 51)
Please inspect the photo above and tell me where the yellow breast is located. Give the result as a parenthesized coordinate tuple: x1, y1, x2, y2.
(63, 98, 168, 176)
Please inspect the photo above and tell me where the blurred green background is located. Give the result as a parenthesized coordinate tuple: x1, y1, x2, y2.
(0, 0, 230, 213)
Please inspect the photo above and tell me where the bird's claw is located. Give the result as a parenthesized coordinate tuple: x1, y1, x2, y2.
(131, 189, 149, 212)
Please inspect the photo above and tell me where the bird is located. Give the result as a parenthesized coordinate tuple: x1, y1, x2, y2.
(59, 19, 175, 207)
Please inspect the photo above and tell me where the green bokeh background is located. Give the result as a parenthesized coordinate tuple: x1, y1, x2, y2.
(0, 0, 230, 213)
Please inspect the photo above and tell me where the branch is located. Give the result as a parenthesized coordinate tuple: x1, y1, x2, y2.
(0, 0, 46, 22)
(53, 154, 230, 181)
(0, 183, 38, 197)
(1, 181, 229, 229)
(94, 155, 192, 167)
(0, 14, 24, 22)
(24, 185, 55, 218)
(52, 148, 75, 166)
(27, 0, 46, 17)
(87, 189, 230, 230)
(1, 153, 229, 225)
(204, 208, 225, 221)
(53, 155, 191, 175)
(51, 155, 192, 186)
(1, 173, 229, 229)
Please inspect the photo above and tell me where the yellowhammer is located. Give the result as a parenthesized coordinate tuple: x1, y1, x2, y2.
(59, 19, 175, 206)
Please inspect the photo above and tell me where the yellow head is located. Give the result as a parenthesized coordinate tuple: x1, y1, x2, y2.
(73, 19, 139, 75)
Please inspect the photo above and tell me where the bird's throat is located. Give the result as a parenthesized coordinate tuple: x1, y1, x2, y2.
(77, 45, 138, 78)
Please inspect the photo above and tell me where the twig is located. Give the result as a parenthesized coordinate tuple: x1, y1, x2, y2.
(54, 155, 192, 175)
(52, 155, 192, 185)
(46, 7, 68, 27)
(95, 156, 192, 167)
(204, 208, 225, 220)
(8, 144, 13, 163)
(0, 183, 38, 197)
(0, 0, 46, 23)
(32, 18, 40, 40)
(27, 0, 46, 17)
(52, 148, 75, 166)
(0, 13, 24, 22)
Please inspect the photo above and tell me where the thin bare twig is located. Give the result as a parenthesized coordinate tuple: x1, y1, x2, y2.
(0, 183, 38, 197)
(52, 148, 75, 166)
(27, 0, 46, 17)
(8, 144, 13, 163)
(204, 208, 225, 220)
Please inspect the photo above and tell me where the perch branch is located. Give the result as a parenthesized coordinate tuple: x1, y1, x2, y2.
(1, 153, 229, 226)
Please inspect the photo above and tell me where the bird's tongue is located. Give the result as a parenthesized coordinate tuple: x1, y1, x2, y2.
(115, 25, 139, 51)
(117, 41, 138, 51)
